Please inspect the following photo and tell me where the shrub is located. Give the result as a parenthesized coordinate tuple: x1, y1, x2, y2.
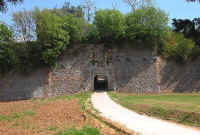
(163, 33, 195, 62)
(190, 46, 200, 60)
(0, 42, 18, 73)
(125, 7, 169, 48)
(14, 41, 42, 72)
(85, 24, 100, 43)
(94, 9, 125, 42)
(0, 23, 13, 41)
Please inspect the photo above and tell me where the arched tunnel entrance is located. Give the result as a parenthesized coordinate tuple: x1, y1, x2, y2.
(94, 74, 108, 91)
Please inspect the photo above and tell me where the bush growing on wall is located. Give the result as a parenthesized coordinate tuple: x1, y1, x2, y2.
(163, 33, 195, 62)
(94, 9, 125, 42)
(85, 24, 100, 43)
(125, 7, 169, 48)
(0, 42, 18, 73)
(0, 41, 42, 74)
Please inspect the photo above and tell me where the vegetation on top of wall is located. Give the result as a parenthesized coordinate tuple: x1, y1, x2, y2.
(0, 23, 13, 41)
(0, 1, 200, 74)
(35, 9, 70, 66)
(93, 9, 126, 42)
(162, 32, 196, 63)
(125, 6, 169, 48)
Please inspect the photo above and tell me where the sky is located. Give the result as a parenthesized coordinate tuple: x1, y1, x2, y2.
(0, 0, 200, 25)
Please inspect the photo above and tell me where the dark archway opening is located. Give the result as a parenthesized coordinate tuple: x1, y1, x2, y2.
(94, 75, 108, 91)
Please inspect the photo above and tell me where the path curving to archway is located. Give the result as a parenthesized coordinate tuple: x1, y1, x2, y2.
(91, 92, 200, 135)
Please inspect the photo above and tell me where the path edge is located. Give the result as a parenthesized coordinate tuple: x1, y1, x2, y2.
(85, 98, 139, 135)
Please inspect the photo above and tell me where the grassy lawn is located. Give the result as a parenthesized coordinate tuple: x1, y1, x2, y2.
(109, 92, 200, 127)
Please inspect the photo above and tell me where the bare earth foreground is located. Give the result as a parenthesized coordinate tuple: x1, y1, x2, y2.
(0, 97, 122, 135)
(91, 92, 200, 135)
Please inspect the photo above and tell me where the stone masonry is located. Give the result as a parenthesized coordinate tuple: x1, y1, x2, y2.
(0, 44, 200, 101)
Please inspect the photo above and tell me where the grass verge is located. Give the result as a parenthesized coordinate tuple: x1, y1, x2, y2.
(55, 126, 100, 135)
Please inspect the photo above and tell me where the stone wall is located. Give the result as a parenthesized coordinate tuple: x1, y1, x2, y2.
(158, 57, 200, 92)
(0, 68, 49, 101)
(2, 44, 200, 101)
(49, 44, 159, 95)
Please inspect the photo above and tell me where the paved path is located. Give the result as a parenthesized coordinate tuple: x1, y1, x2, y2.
(91, 92, 200, 135)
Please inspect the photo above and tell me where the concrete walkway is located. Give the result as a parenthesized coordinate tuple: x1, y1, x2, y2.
(91, 92, 200, 135)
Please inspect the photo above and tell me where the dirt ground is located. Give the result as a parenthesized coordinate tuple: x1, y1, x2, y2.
(0, 99, 123, 135)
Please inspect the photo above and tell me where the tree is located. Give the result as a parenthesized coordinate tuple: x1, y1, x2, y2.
(50, 4, 89, 43)
(163, 33, 195, 62)
(0, 23, 13, 41)
(35, 9, 70, 66)
(125, 7, 169, 48)
(123, 0, 152, 11)
(81, 0, 95, 22)
(58, 1, 84, 18)
(172, 18, 200, 45)
(94, 9, 125, 42)
(0, 0, 23, 12)
(12, 9, 36, 41)
(62, 15, 88, 43)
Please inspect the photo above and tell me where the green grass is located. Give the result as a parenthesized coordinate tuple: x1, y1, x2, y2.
(42, 91, 91, 110)
(23, 110, 36, 116)
(0, 110, 36, 122)
(0, 115, 11, 122)
(55, 126, 100, 135)
(48, 126, 58, 131)
(109, 92, 200, 127)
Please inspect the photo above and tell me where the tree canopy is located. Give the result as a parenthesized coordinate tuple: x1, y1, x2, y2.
(0, 0, 23, 11)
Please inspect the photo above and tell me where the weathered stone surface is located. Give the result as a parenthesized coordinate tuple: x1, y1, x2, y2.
(49, 44, 159, 95)
(1, 44, 199, 101)
(0, 68, 49, 101)
(159, 57, 200, 92)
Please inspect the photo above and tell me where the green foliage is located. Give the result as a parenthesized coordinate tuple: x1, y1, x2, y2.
(1, 5, 199, 74)
(125, 7, 169, 47)
(62, 15, 87, 44)
(94, 9, 125, 42)
(0, 41, 42, 74)
(0, 23, 13, 41)
(59, 2, 84, 18)
(55, 126, 100, 135)
(85, 24, 100, 43)
(35, 9, 70, 66)
(14, 41, 42, 72)
(0, 42, 18, 73)
(163, 33, 195, 62)
(190, 46, 200, 59)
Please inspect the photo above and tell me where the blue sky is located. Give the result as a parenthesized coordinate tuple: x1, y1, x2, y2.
(0, 0, 200, 25)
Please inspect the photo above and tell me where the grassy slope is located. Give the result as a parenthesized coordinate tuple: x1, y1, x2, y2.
(109, 92, 200, 127)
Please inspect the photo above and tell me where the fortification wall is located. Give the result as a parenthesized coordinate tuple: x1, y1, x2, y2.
(159, 57, 200, 92)
(0, 68, 49, 101)
(1, 44, 199, 101)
